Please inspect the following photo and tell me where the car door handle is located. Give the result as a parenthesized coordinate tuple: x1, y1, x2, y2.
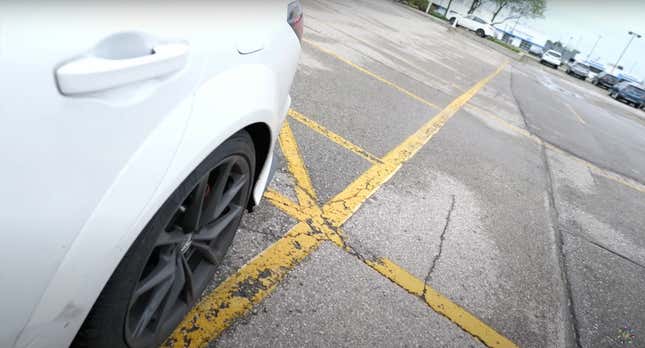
(56, 42, 189, 95)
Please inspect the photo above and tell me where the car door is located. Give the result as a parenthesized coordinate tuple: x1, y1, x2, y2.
(461, 15, 477, 31)
(0, 2, 206, 345)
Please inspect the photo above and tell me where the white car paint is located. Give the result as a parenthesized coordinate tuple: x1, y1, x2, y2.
(0, 1, 300, 347)
(540, 50, 563, 67)
(453, 14, 495, 37)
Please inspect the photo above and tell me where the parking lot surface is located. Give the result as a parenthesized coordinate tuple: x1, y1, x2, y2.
(164, 1, 645, 347)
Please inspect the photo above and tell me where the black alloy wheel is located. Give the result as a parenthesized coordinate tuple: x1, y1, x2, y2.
(72, 131, 255, 348)
(124, 155, 251, 348)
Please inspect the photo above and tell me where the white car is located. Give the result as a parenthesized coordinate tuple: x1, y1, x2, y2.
(540, 50, 563, 69)
(449, 14, 496, 38)
(0, 1, 302, 347)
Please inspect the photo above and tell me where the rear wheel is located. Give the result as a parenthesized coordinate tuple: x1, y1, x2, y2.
(72, 131, 256, 348)
(449, 17, 456, 25)
(476, 29, 485, 37)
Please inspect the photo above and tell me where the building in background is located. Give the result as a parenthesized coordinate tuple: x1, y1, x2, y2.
(495, 23, 547, 51)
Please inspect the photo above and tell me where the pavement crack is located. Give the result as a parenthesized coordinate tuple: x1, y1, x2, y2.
(423, 195, 456, 296)
(245, 227, 281, 240)
(509, 64, 530, 130)
(541, 145, 583, 348)
(560, 228, 645, 270)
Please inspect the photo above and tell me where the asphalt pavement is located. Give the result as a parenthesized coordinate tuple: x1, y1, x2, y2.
(164, 1, 645, 347)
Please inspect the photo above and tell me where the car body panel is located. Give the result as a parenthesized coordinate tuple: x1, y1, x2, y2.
(611, 82, 645, 107)
(540, 50, 562, 67)
(567, 62, 590, 79)
(0, 1, 299, 347)
(454, 14, 495, 37)
(593, 71, 620, 89)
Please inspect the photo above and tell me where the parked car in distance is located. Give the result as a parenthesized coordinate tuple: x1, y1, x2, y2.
(449, 14, 495, 38)
(0, 1, 302, 347)
(566, 62, 590, 80)
(529, 45, 544, 57)
(592, 71, 620, 89)
(587, 62, 604, 81)
(609, 82, 645, 108)
(540, 50, 562, 69)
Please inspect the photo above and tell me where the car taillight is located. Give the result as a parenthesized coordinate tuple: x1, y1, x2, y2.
(288, 1, 303, 43)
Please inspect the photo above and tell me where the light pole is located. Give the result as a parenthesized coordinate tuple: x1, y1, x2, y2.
(586, 35, 602, 62)
(612, 31, 641, 74)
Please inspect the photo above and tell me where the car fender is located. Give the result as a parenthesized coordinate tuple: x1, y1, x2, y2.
(14, 64, 287, 348)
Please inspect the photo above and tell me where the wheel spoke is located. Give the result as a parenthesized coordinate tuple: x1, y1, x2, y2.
(191, 241, 220, 264)
(132, 252, 175, 300)
(194, 204, 242, 242)
(154, 253, 187, 331)
(181, 177, 209, 232)
(180, 254, 195, 303)
(212, 172, 248, 219)
(132, 253, 176, 338)
(200, 160, 235, 227)
(156, 227, 187, 247)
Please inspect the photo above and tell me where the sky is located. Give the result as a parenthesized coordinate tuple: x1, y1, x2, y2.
(525, 0, 645, 79)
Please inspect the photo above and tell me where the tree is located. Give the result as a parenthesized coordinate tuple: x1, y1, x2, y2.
(444, 0, 454, 16)
(490, 0, 546, 24)
(467, 0, 484, 14)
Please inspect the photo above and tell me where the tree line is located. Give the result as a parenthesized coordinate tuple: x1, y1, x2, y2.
(407, 0, 545, 24)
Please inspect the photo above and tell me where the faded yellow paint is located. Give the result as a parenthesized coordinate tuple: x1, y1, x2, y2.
(263, 189, 313, 223)
(167, 57, 515, 348)
(323, 62, 509, 227)
(278, 120, 319, 210)
(165, 223, 321, 348)
(367, 258, 518, 348)
(303, 39, 442, 111)
(565, 102, 587, 125)
(289, 109, 383, 164)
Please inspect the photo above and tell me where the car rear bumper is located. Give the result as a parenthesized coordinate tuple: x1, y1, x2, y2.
(251, 94, 291, 206)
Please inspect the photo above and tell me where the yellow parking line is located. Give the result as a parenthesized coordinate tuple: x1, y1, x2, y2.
(367, 258, 516, 348)
(167, 61, 512, 347)
(288, 109, 383, 164)
(303, 39, 442, 111)
(165, 222, 322, 348)
(565, 102, 587, 125)
(323, 62, 508, 227)
(278, 120, 319, 209)
(263, 189, 313, 223)
(168, 122, 331, 348)
(280, 62, 514, 347)
(465, 102, 645, 194)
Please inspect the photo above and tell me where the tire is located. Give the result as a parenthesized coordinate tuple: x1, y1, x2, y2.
(476, 29, 485, 38)
(72, 131, 256, 348)
(449, 17, 456, 25)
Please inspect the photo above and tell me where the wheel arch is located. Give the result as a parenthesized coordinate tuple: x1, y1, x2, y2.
(244, 122, 272, 208)
(15, 64, 290, 348)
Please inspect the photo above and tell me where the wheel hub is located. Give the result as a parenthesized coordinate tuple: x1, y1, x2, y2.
(180, 234, 193, 254)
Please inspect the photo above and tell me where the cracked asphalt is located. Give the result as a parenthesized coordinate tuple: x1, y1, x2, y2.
(167, 1, 645, 347)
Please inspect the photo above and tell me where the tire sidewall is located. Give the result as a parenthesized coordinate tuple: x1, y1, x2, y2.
(73, 131, 256, 348)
